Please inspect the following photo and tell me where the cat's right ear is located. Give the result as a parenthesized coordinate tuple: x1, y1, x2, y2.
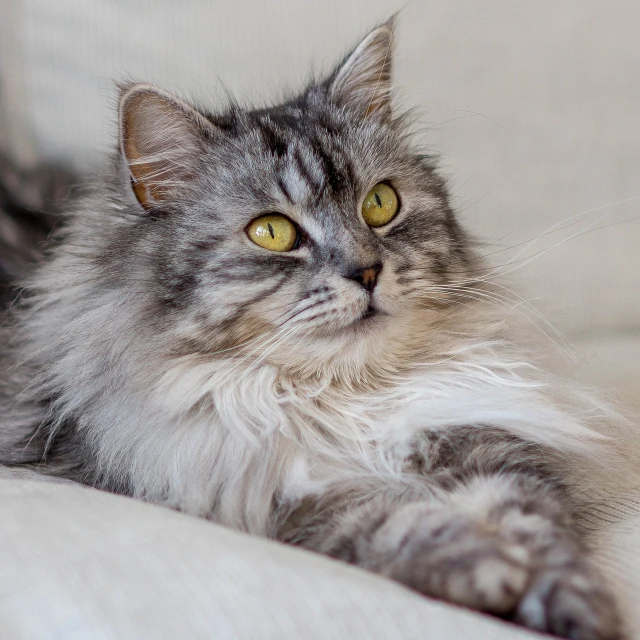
(119, 84, 214, 209)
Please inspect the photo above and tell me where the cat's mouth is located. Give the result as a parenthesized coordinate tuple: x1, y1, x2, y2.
(351, 304, 386, 328)
(361, 305, 378, 320)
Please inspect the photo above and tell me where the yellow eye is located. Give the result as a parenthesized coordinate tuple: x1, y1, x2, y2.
(246, 214, 299, 252)
(362, 183, 399, 227)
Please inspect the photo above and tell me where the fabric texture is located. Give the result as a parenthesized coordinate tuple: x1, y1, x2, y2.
(0, 466, 639, 639)
(0, 467, 551, 640)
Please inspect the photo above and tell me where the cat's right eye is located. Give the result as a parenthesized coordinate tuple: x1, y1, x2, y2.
(246, 214, 300, 252)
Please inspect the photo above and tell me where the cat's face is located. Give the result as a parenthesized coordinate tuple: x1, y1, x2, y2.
(115, 21, 474, 375)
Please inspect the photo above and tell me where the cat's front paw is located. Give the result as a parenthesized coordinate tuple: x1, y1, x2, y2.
(367, 504, 621, 640)
(516, 568, 621, 640)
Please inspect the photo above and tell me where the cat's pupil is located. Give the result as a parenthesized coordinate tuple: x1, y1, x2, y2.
(374, 192, 382, 207)
(267, 223, 275, 239)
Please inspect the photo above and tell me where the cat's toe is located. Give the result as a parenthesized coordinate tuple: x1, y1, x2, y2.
(380, 523, 533, 616)
(515, 568, 622, 640)
(439, 547, 529, 614)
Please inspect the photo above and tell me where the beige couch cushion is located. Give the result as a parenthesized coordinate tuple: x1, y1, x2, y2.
(592, 512, 640, 639)
(0, 468, 554, 640)
(1, 466, 639, 639)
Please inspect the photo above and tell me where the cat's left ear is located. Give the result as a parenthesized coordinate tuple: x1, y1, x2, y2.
(328, 17, 395, 120)
(119, 83, 215, 209)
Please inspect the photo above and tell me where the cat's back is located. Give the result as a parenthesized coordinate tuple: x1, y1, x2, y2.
(0, 155, 75, 307)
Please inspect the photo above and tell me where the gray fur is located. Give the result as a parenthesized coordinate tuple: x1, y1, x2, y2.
(0, 19, 622, 639)
(0, 154, 75, 305)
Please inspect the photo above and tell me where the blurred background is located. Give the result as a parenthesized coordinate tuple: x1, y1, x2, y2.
(0, 0, 638, 409)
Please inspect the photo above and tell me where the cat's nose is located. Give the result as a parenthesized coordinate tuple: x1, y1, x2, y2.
(344, 263, 383, 292)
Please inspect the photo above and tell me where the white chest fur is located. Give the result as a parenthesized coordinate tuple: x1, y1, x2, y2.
(87, 342, 602, 535)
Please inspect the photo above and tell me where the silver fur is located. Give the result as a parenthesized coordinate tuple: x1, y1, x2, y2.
(0, 19, 625, 639)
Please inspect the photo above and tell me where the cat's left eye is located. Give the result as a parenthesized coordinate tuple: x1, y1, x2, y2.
(246, 214, 300, 252)
(362, 183, 399, 227)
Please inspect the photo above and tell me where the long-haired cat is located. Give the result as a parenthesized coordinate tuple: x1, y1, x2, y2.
(0, 19, 626, 639)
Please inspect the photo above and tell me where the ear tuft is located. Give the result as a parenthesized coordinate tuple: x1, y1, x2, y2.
(119, 84, 210, 209)
(329, 18, 395, 119)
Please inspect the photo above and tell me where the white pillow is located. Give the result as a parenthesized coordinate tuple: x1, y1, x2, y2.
(0, 467, 551, 640)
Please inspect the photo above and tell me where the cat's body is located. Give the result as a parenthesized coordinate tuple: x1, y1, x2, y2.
(0, 19, 625, 639)
(0, 155, 73, 305)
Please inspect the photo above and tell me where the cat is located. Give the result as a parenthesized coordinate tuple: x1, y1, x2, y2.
(0, 18, 625, 639)
(0, 154, 74, 306)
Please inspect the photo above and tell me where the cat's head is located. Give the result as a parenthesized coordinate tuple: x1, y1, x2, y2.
(113, 19, 477, 378)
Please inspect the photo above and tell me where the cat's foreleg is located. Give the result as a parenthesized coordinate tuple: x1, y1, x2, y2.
(282, 436, 621, 640)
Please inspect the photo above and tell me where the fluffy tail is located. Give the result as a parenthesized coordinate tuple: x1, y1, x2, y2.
(0, 154, 75, 306)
